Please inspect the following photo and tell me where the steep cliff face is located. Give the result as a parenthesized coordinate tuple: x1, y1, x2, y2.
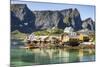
(11, 4, 36, 33)
(34, 8, 82, 30)
(34, 11, 66, 30)
(11, 4, 95, 33)
(82, 18, 95, 31)
(61, 8, 82, 30)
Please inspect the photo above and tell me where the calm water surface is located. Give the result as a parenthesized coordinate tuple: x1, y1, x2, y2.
(10, 40, 95, 67)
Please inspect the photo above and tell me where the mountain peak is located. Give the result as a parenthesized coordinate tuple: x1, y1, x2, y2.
(11, 4, 95, 33)
(85, 18, 93, 21)
(74, 8, 79, 12)
(73, 8, 80, 16)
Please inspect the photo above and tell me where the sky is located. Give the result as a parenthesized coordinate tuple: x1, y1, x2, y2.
(11, 0, 95, 21)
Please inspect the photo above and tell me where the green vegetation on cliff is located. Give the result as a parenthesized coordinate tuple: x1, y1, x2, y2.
(34, 28, 63, 36)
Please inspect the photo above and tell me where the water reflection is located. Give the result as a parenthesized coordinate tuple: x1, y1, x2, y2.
(11, 48, 95, 66)
(11, 40, 95, 66)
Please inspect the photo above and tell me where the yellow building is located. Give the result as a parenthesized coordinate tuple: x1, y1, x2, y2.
(61, 33, 69, 42)
(79, 33, 90, 42)
(61, 32, 90, 43)
(79, 33, 84, 41)
(61, 33, 78, 42)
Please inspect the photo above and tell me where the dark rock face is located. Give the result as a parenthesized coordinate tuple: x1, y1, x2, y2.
(34, 11, 66, 30)
(11, 4, 36, 33)
(11, 4, 95, 33)
(34, 11, 60, 29)
(82, 18, 95, 31)
(61, 8, 82, 30)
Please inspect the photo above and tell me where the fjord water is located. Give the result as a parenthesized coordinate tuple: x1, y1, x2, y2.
(10, 40, 95, 67)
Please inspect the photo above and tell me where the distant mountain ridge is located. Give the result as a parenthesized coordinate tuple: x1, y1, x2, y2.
(11, 4, 95, 33)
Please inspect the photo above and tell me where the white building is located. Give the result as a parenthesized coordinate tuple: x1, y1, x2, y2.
(27, 33, 36, 41)
(64, 27, 74, 33)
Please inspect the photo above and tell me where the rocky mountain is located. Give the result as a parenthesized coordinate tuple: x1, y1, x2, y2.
(33, 11, 66, 30)
(11, 4, 36, 33)
(11, 4, 95, 33)
(82, 18, 95, 31)
(60, 8, 82, 30)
